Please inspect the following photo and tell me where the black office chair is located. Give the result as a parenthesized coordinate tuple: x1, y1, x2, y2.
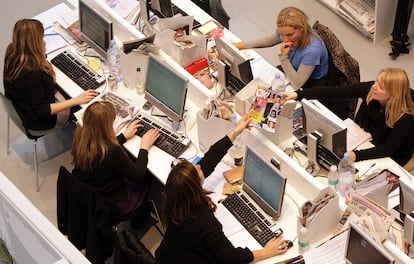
(0, 92, 49, 191)
(57, 166, 163, 263)
(312, 21, 361, 119)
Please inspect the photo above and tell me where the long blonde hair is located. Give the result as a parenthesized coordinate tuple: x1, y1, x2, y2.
(277, 6, 315, 49)
(72, 102, 118, 172)
(367, 68, 414, 127)
(4, 19, 55, 82)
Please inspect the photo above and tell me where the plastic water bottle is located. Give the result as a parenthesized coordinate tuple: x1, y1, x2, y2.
(328, 165, 338, 191)
(298, 226, 309, 254)
(105, 0, 118, 8)
(135, 67, 145, 95)
(107, 40, 122, 82)
(270, 73, 285, 93)
(337, 152, 356, 196)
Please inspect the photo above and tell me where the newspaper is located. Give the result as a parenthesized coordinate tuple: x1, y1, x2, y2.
(75, 91, 140, 134)
(247, 86, 283, 133)
(336, 191, 394, 243)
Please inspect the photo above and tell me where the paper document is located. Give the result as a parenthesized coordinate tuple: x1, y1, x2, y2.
(303, 229, 348, 264)
(343, 118, 372, 150)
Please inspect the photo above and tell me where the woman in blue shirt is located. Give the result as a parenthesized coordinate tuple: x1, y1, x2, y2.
(233, 6, 329, 90)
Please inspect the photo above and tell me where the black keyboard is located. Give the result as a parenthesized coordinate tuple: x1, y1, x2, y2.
(296, 136, 341, 170)
(222, 191, 283, 247)
(226, 71, 246, 94)
(171, 3, 202, 29)
(51, 50, 105, 90)
(134, 113, 191, 158)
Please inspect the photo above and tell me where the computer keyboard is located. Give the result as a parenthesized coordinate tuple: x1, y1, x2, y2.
(222, 192, 283, 247)
(226, 71, 246, 94)
(134, 113, 191, 158)
(51, 50, 105, 90)
(171, 3, 202, 29)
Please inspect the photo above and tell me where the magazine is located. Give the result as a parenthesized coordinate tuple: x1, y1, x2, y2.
(247, 86, 283, 133)
(74, 91, 140, 134)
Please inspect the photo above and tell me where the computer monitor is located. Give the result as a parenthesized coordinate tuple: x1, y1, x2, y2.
(301, 98, 347, 158)
(79, 0, 113, 59)
(144, 54, 189, 129)
(214, 37, 253, 84)
(346, 222, 395, 264)
(399, 176, 414, 215)
(243, 145, 287, 219)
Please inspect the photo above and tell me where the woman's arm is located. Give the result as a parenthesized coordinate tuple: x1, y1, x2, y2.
(279, 57, 315, 90)
(353, 114, 413, 165)
(234, 31, 281, 49)
(50, 89, 98, 114)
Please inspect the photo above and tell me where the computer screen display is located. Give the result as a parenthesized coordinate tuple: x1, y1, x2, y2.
(346, 222, 395, 264)
(215, 37, 253, 84)
(301, 98, 347, 158)
(144, 55, 189, 124)
(243, 145, 287, 219)
(79, 0, 113, 59)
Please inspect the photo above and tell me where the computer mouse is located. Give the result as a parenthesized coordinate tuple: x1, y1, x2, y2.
(285, 240, 293, 249)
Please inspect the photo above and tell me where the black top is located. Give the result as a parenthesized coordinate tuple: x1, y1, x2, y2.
(297, 81, 414, 166)
(73, 134, 149, 203)
(4, 69, 57, 130)
(156, 136, 255, 263)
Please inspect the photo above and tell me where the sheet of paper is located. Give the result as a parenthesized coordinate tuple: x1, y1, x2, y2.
(343, 118, 372, 150)
(303, 229, 348, 264)
(44, 26, 68, 54)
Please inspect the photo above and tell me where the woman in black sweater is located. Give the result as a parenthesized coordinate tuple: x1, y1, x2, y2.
(71, 101, 160, 216)
(3, 19, 97, 135)
(283, 67, 414, 166)
(155, 115, 290, 263)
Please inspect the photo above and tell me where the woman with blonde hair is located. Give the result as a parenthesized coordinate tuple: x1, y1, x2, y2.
(71, 101, 159, 215)
(3, 19, 97, 135)
(233, 6, 329, 90)
(283, 67, 414, 166)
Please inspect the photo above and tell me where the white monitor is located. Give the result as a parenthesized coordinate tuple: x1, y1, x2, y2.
(144, 54, 189, 128)
(346, 222, 395, 264)
(301, 98, 347, 158)
(214, 37, 253, 84)
(79, 0, 113, 59)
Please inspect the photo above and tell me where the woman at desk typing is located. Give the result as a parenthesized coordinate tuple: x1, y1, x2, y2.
(3, 19, 98, 135)
(155, 115, 290, 263)
(283, 67, 414, 167)
(71, 101, 160, 216)
(233, 6, 329, 90)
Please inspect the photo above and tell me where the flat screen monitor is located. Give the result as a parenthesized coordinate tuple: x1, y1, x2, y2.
(243, 145, 287, 219)
(144, 55, 189, 126)
(79, 0, 113, 59)
(301, 98, 347, 158)
(346, 222, 395, 264)
(215, 37, 253, 84)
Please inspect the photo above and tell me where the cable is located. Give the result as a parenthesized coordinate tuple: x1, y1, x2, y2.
(284, 191, 300, 211)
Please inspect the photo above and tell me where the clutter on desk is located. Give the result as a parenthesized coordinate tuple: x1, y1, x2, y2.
(200, 99, 234, 120)
(336, 191, 394, 244)
(354, 169, 399, 196)
(298, 187, 339, 245)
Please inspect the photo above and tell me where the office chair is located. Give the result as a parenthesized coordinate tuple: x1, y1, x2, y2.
(57, 166, 163, 263)
(312, 21, 361, 119)
(0, 92, 48, 192)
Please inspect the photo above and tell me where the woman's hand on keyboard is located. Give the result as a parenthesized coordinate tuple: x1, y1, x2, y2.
(74, 89, 99, 105)
(123, 119, 141, 140)
(140, 128, 160, 151)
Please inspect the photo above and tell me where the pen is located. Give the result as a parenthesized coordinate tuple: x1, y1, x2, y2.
(45, 33, 60, 37)
(359, 163, 376, 181)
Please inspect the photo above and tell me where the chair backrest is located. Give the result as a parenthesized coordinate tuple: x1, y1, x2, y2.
(312, 20, 360, 85)
(0, 93, 26, 135)
(312, 21, 360, 118)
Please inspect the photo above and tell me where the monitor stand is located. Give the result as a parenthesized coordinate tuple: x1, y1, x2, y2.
(146, 103, 186, 132)
(307, 131, 322, 176)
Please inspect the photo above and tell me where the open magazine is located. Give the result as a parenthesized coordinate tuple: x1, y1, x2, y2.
(74, 91, 140, 134)
(247, 86, 282, 133)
